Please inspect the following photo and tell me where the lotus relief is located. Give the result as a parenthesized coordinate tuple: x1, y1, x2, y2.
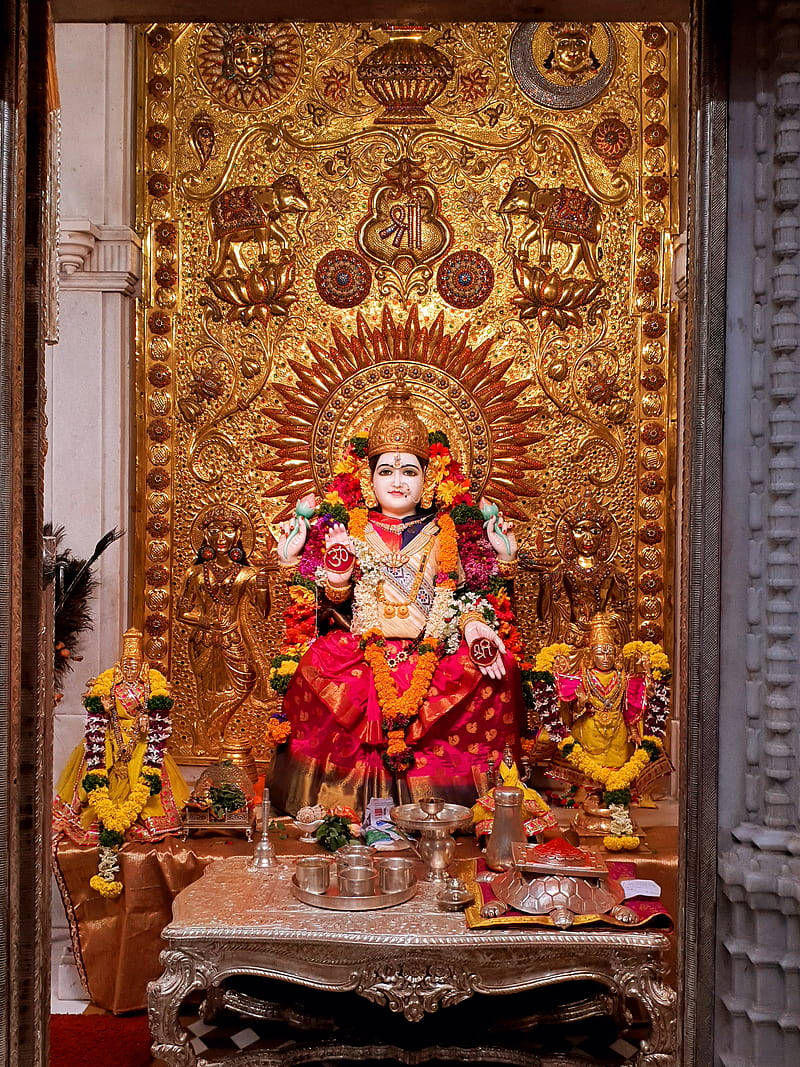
(511, 261, 604, 329)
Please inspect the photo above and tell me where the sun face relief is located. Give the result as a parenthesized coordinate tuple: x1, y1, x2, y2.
(230, 36, 271, 83)
(545, 22, 599, 82)
(372, 452, 425, 518)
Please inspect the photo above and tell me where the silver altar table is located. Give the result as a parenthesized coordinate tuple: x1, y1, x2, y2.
(148, 856, 676, 1066)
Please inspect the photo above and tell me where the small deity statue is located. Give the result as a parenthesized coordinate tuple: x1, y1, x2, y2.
(269, 374, 525, 815)
(176, 504, 270, 752)
(472, 744, 556, 839)
(52, 629, 189, 895)
(553, 615, 646, 771)
(543, 22, 600, 83)
(538, 491, 630, 646)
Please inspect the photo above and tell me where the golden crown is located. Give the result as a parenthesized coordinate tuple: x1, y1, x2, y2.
(201, 504, 242, 530)
(547, 21, 594, 41)
(367, 371, 431, 461)
(565, 490, 612, 530)
(121, 628, 145, 662)
(586, 613, 616, 647)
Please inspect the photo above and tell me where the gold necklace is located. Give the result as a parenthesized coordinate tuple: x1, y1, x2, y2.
(376, 540, 434, 619)
(368, 513, 431, 534)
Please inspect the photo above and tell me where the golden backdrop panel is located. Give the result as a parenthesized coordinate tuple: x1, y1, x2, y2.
(135, 21, 680, 762)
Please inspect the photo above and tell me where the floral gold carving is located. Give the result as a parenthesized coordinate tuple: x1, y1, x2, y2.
(354, 962, 474, 1021)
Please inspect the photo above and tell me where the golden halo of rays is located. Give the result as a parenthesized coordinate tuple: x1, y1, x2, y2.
(257, 306, 545, 520)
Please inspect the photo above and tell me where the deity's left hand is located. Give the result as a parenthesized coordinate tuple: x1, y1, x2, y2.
(485, 513, 518, 562)
(627, 720, 643, 746)
(324, 523, 355, 586)
(464, 619, 507, 680)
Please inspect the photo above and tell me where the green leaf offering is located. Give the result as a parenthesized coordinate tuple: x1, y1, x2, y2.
(208, 783, 247, 820)
(314, 814, 353, 852)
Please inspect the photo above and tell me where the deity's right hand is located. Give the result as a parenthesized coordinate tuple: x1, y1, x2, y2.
(277, 518, 308, 563)
(277, 492, 316, 564)
(324, 523, 355, 586)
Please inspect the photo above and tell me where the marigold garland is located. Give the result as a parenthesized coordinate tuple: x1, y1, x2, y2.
(83, 765, 162, 833)
(603, 834, 641, 851)
(90, 875, 123, 898)
(558, 735, 660, 800)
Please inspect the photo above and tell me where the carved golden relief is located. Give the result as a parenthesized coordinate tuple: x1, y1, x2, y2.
(136, 21, 679, 762)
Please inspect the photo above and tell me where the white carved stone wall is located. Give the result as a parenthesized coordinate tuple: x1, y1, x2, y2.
(47, 22, 138, 1002)
(717, 2, 800, 1062)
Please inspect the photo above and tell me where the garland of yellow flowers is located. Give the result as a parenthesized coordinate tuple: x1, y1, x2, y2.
(82, 667, 170, 897)
(532, 640, 669, 851)
(556, 735, 661, 794)
(360, 512, 459, 772)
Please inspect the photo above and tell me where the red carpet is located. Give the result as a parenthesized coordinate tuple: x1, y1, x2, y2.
(50, 1013, 153, 1067)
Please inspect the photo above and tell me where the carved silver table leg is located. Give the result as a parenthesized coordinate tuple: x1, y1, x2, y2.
(148, 948, 211, 1067)
(617, 958, 678, 1065)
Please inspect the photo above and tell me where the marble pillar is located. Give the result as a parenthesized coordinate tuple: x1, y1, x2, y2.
(47, 23, 138, 999)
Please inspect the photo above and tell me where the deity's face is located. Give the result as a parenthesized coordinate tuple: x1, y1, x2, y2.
(205, 520, 240, 557)
(590, 642, 616, 671)
(120, 656, 142, 683)
(571, 518, 603, 557)
(230, 37, 267, 82)
(372, 452, 424, 518)
(553, 34, 593, 77)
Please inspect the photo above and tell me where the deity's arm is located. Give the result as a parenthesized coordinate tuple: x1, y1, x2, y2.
(176, 568, 202, 626)
(242, 565, 270, 617)
(555, 672, 583, 703)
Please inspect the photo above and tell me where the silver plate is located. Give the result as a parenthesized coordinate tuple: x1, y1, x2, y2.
(290, 875, 417, 911)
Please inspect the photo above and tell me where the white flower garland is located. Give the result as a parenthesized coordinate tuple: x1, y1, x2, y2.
(350, 537, 460, 644)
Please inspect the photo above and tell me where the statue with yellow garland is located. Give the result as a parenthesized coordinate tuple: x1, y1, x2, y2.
(52, 629, 189, 897)
(268, 373, 552, 818)
(530, 614, 671, 850)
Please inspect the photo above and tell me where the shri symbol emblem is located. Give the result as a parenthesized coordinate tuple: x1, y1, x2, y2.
(469, 636, 500, 668)
(380, 204, 423, 250)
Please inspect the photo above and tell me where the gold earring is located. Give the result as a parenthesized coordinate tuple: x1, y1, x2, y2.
(421, 470, 435, 510)
(360, 466, 377, 509)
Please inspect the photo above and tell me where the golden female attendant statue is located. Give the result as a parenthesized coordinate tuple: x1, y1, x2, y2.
(52, 629, 189, 856)
(176, 504, 270, 752)
(268, 376, 527, 815)
(538, 491, 630, 646)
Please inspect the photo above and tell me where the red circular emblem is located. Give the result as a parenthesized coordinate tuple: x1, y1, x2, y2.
(324, 544, 355, 573)
(469, 636, 499, 668)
